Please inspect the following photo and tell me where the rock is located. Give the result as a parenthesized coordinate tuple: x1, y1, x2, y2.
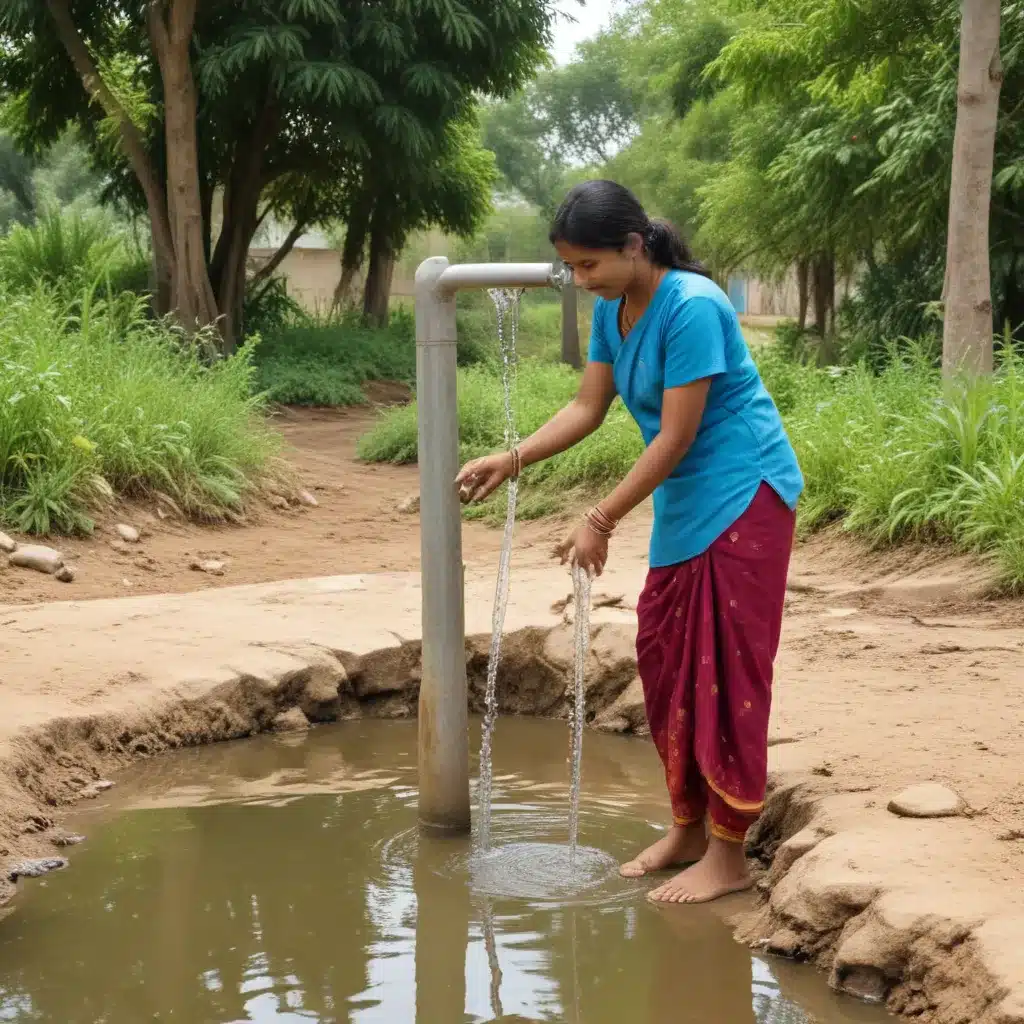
(108, 540, 133, 555)
(297, 489, 319, 508)
(55, 565, 76, 583)
(9, 544, 64, 575)
(0, 531, 16, 554)
(272, 707, 310, 733)
(115, 523, 140, 543)
(51, 832, 86, 848)
(398, 493, 420, 514)
(887, 782, 965, 819)
(190, 559, 226, 576)
(79, 779, 115, 799)
(8, 858, 67, 882)
(269, 494, 290, 510)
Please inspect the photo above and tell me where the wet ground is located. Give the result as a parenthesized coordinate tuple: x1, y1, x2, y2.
(0, 719, 889, 1023)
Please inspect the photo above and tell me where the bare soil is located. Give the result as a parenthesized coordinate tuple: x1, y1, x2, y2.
(2, 399, 1024, 1022)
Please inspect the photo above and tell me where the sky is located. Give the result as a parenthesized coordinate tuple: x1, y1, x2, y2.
(549, 0, 622, 65)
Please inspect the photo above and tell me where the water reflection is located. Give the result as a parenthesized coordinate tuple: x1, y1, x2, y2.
(0, 719, 886, 1023)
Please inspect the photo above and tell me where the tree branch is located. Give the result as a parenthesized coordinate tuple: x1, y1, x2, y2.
(251, 218, 310, 286)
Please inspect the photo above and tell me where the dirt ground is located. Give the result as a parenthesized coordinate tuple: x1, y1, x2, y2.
(3, 401, 1024, 1021)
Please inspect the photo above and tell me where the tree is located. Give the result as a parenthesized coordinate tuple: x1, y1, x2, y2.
(943, 0, 1003, 376)
(0, 0, 556, 350)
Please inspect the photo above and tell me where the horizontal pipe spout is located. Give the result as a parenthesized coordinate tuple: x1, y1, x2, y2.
(436, 262, 566, 294)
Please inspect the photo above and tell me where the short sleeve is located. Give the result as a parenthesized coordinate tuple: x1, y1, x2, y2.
(663, 296, 728, 388)
(587, 300, 614, 364)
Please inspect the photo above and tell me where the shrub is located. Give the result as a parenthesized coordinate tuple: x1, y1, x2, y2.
(0, 289, 280, 534)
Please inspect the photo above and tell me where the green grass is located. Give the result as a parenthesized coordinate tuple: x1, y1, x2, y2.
(359, 339, 1024, 591)
(252, 310, 418, 407)
(0, 288, 281, 535)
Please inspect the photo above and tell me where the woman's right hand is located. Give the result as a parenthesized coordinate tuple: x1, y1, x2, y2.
(455, 453, 515, 504)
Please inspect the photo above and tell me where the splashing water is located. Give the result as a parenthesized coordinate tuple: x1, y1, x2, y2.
(567, 562, 593, 860)
(476, 287, 525, 851)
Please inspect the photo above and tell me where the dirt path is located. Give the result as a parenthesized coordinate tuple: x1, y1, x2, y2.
(3, 403, 1024, 1020)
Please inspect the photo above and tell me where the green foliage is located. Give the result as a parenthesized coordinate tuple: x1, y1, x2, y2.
(0, 208, 150, 300)
(837, 249, 945, 368)
(481, 29, 639, 214)
(253, 310, 417, 407)
(0, 290, 279, 535)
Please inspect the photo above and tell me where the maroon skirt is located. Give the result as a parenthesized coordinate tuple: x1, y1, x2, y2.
(635, 483, 795, 838)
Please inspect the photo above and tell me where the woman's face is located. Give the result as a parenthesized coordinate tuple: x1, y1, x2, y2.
(554, 235, 643, 300)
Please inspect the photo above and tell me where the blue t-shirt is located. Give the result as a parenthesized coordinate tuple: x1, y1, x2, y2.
(589, 270, 803, 567)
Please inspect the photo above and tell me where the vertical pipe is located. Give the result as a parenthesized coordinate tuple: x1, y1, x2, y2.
(415, 256, 471, 834)
(560, 265, 582, 369)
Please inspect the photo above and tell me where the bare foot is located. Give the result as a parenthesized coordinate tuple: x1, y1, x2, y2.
(619, 823, 708, 879)
(646, 838, 752, 904)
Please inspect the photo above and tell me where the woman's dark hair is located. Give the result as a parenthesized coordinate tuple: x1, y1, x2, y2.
(549, 179, 711, 279)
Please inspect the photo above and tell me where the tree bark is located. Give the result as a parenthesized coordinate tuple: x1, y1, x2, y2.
(44, 0, 175, 299)
(942, 0, 1003, 377)
(148, 0, 219, 342)
(362, 206, 396, 326)
(333, 201, 371, 310)
(811, 254, 827, 336)
(208, 101, 279, 349)
(796, 258, 810, 331)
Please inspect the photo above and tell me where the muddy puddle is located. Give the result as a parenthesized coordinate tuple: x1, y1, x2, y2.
(0, 719, 889, 1023)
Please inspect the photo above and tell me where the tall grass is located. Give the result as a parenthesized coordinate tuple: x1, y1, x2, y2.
(0, 208, 150, 300)
(359, 343, 1024, 590)
(0, 289, 280, 535)
(253, 309, 418, 407)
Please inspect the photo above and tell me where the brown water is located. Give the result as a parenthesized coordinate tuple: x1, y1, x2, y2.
(0, 719, 890, 1023)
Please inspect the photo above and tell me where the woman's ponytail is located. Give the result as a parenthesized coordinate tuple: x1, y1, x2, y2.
(645, 219, 712, 279)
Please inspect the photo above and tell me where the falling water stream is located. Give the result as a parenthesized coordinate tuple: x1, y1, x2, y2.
(567, 562, 592, 860)
(475, 287, 524, 851)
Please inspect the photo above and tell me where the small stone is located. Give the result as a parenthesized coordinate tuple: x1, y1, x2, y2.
(398, 493, 420, 514)
(51, 833, 86, 848)
(55, 565, 76, 583)
(79, 779, 115, 799)
(888, 782, 965, 819)
(115, 523, 140, 543)
(9, 544, 64, 575)
(272, 707, 310, 733)
(0, 531, 16, 554)
(297, 489, 319, 508)
(8, 857, 67, 882)
(189, 559, 225, 576)
(269, 494, 290, 510)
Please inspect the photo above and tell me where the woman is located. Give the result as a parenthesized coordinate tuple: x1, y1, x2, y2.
(456, 180, 803, 905)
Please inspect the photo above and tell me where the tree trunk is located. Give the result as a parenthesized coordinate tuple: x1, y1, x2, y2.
(942, 0, 1003, 377)
(148, 1, 219, 342)
(796, 258, 810, 331)
(363, 207, 396, 326)
(209, 103, 278, 351)
(560, 265, 581, 368)
(44, 0, 176, 297)
(333, 202, 371, 310)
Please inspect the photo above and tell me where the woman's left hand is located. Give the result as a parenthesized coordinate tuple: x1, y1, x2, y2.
(554, 523, 609, 577)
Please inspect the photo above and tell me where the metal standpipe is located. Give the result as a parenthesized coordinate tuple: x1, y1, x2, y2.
(415, 256, 565, 834)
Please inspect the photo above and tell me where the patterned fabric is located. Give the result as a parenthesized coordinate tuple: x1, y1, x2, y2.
(636, 483, 795, 842)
